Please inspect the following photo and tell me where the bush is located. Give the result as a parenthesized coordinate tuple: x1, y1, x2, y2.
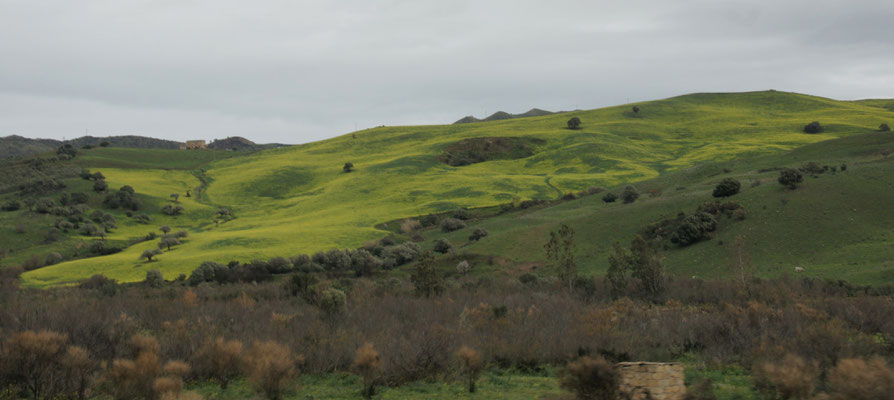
(567, 117, 581, 130)
(712, 178, 741, 198)
(469, 227, 488, 241)
(244, 340, 297, 400)
(778, 168, 804, 189)
(826, 357, 894, 400)
(602, 193, 617, 203)
(559, 356, 619, 400)
(433, 238, 452, 254)
(35, 198, 55, 213)
(400, 219, 422, 233)
(453, 208, 472, 220)
(0, 330, 70, 399)
(194, 337, 244, 389)
(456, 346, 484, 393)
(144, 270, 164, 288)
(456, 260, 471, 275)
(45, 252, 63, 266)
(620, 186, 639, 204)
(1, 199, 21, 211)
(343, 162, 354, 172)
(754, 354, 817, 400)
(318, 288, 347, 319)
(880, 123, 891, 132)
(353, 342, 382, 398)
(161, 205, 184, 216)
(440, 217, 466, 232)
(670, 212, 717, 246)
(803, 121, 823, 134)
(93, 179, 108, 192)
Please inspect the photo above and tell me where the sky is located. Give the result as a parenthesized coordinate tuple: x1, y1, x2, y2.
(1, 0, 893, 144)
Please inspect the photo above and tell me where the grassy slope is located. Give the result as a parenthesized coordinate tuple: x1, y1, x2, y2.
(421, 132, 894, 285)
(22, 91, 894, 287)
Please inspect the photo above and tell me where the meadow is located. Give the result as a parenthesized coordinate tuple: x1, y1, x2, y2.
(13, 90, 894, 287)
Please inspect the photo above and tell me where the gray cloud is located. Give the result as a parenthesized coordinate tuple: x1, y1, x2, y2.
(1, 0, 893, 143)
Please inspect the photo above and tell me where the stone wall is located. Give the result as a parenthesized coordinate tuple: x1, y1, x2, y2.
(616, 362, 685, 400)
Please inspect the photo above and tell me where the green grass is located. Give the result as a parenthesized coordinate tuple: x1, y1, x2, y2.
(17, 90, 894, 287)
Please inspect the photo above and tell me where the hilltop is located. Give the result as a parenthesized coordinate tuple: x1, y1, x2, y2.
(454, 108, 554, 124)
(5, 90, 894, 287)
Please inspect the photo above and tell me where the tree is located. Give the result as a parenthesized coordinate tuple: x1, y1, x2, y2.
(670, 212, 716, 246)
(606, 242, 631, 299)
(601, 192, 617, 203)
(162, 205, 184, 215)
(456, 260, 470, 275)
(353, 343, 382, 399)
(879, 123, 891, 132)
(170, 193, 179, 203)
(343, 162, 354, 172)
(160, 225, 172, 234)
(469, 227, 488, 241)
(433, 238, 452, 254)
(144, 270, 164, 288)
(456, 346, 484, 393)
(158, 237, 181, 251)
(194, 337, 244, 390)
(411, 252, 443, 297)
(632, 106, 640, 114)
(803, 121, 823, 134)
(141, 249, 162, 262)
(93, 179, 108, 192)
(778, 168, 803, 189)
(545, 224, 576, 290)
(440, 217, 466, 232)
(620, 185, 639, 204)
(728, 235, 752, 289)
(1, 330, 69, 399)
(629, 235, 665, 301)
(712, 178, 741, 198)
(567, 117, 581, 130)
(244, 340, 296, 400)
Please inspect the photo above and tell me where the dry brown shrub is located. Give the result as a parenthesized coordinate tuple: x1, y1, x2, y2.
(559, 356, 619, 400)
(400, 219, 422, 233)
(105, 334, 162, 400)
(456, 345, 484, 393)
(182, 289, 198, 307)
(244, 340, 296, 400)
(193, 337, 244, 389)
(163, 360, 191, 377)
(353, 342, 383, 398)
(235, 291, 256, 308)
(826, 357, 894, 400)
(59, 345, 94, 400)
(153, 376, 183, 399)
(2, 330, 69, 399)
(754, 353, 817, 400)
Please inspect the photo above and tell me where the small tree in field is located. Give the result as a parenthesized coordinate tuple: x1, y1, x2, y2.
(778, 168, 803, 189)
(457, 346, 484, 393)
(343, 162, 354, 172)
(353, 342, 382, 399)
(141, 249, 162, 262)
(158, 237, 181, 251)
(567, 117, 581, 130)
(433, 238, 452, 254)
(170, 193, 179, 203)
(160, 225, 172, 234)
(545, 224, 576, 290)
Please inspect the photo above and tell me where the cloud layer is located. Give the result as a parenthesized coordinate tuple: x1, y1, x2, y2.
(2, 0, 893, 143)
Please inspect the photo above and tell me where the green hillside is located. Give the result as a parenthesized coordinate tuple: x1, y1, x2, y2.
(15, 90, 894, 287)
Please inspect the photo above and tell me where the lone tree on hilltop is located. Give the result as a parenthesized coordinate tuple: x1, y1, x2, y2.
(713, 178, 741, 198)
(567, 117, 581, 130)
(778, 168, 803, 189)
(343, 162, 354, 172)
(803, 121, 823, 134)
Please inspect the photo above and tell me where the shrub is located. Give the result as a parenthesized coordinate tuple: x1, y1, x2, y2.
(778, 168, 804, 189)
(562, 192, 578, 200)
(343, 162, 354, 172)
(567, 117, 581, 130)
(879, 123, 891, 132)
(161, 205, 184, 216)
(0, 330, 69, 399)
(400, 219, 422, 233)
(318, 288, 347, 319)
(105, 334, 162, 400)
(411, 252, 443, 297)
(193, 337, 244, 389)
(670, 212, 717, 246)
(160, 225, 172, 234)
(35, 198, 55, 214)
(1, 199, 21, 211)
(456, 260, 471, 275)
(457, 346, 484, 393)
(44, 252, 63, 266)
(684, 378, 717, 400)
(353, 342, 382, 399)
(602, 193, 617, 203)
(93, 179, 108, 192)
(559, 356, 619, 400)
(433, 238, 452, 254)
(453, 208, 472, 220)
(632, 106, 640, 114)
(244, 340, 297, 400)
(21, 255, 45, 271)
(712, 178, 741, 198)
(826, 357, 894, 400)
(803, 121, 823, 133)
(469, 227, 489, 241)
(144, 270, 164, 288)
(620, 186, 639, 204)
(440, 217, 466, 232)
(754, 354, 817, 400)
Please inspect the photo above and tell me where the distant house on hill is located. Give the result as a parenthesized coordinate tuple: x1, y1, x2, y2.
(180, 140, 207, 150)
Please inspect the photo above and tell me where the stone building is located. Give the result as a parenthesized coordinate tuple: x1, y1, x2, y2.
(180, 140, 207, 150)
(616, 362, 686, 400)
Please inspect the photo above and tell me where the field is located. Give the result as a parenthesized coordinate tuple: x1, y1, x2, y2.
(10, 90, 894, 287)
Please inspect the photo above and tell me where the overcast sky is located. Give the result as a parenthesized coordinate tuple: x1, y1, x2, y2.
(1, 0, 893, 144)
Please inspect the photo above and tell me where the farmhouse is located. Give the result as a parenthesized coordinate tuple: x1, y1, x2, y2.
(180, 140, 207, 150)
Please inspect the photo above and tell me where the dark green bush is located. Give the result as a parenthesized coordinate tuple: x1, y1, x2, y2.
(803, 121, 823, 133)
(712, 178, 741, 198)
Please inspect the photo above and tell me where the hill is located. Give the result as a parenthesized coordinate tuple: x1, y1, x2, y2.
(453, 108, 554, 124)
(207, 136, 288, 151)
(10, 90, 894, 287)
(0, 135, 183, 159)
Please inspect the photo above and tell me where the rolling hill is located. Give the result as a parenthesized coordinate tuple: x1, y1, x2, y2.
(9, 90, 894, 287)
